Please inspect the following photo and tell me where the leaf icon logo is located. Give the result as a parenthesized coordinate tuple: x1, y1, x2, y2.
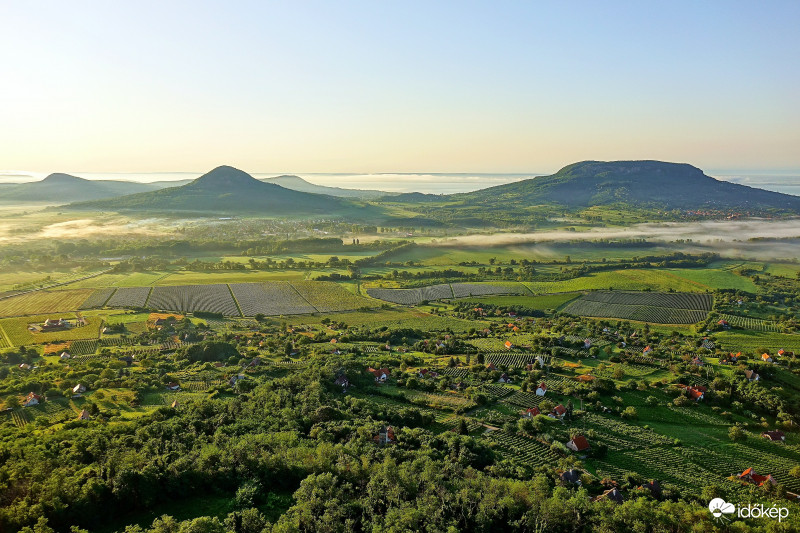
(708, 498, 735, 518)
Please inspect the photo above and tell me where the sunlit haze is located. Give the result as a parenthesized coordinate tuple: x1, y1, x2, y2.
(1, 1, 798, 176)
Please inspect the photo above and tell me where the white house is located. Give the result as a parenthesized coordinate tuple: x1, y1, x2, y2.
(535, 383, 547, 396)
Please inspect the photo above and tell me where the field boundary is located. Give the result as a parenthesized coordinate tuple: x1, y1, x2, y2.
(227, 284, 244, 317)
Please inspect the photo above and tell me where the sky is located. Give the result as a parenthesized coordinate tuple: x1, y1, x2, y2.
(1, 1, 799, 175)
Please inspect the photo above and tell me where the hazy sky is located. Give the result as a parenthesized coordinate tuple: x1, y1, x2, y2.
(1, 1, 798, 174)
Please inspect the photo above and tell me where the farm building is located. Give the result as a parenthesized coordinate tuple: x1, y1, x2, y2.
(23, 392, 41, 407)
(504, 340, 513, 349)
(165, 382, 181, 391)
(41, 318, 68, 331)
(486, 363, 497, 371)
(170, 400, 179, 408)
(368, 367, 390, 382)
(78, 409, 91, 421)
(594, 488, 624, 504)
(575, 374, 595, 382)
(18, 363, 31, 370)
(73, 384, 86, 394)
(687, 386, 705, 401)
(566, 435, 590, 452)
(59, 352, 71, 360)
(638, 480, 662, 499)
(583, 339, 592, 349)
(551, 404, 567, 419)
(374, 425, 395, 445)
(523, 407, 541, 418)
(761, 353, 773, 363)
(717, 319, 731, 330)
(334, 374, 350, 390)
(744, 369, 760, 382)
(642, 346, 653, 355)
(560, 469, 583, 485)
(498, 373, 512, 384)
(762, 431, 785, 442)
(738, 468, 777, 487)
(535, 383, 547, 396)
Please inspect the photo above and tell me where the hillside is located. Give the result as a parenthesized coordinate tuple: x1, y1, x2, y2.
(261, 175, 394, 199)
(454, 160, 800, 212)
(0, 173, 161, 203)
(62, 165, 377, 217)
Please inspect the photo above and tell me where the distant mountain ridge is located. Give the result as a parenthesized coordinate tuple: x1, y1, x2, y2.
(0, 173, 162, 203)
(63, 165, 381, 218)
(453, 160, 800, 212)
(261, 175, 393, 199)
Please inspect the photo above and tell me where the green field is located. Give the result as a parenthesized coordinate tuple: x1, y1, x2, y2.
(0, 313, 103, 346)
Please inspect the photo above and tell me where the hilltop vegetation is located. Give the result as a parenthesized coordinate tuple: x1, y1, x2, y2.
(63, 166, 383, 219)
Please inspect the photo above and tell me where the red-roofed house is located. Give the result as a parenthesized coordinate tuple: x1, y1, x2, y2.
(374, 425, 395, 445)
(643, 346, 653, 355)
(566, 435, 590, 452)
(78, 409, 91, 420)
(744, 369, 760, 382)
(552, 404, 567, 418)
(367, 367, 390, 382)
(487, 363, 497, 371)
(687, 387, 705, 401)
(762, 353, 773, 363)
(738, 468, 778, 487)
(23, 392, 41, 407)
(535, 383, 547, 396)
(504, 340, 513, 350)
(523, 407, 541, 418)
(583, 339, 592, 349)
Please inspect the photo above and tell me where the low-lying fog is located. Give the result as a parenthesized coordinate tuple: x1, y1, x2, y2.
(431, 218, 800, 260)
(1, 212, 800, 261)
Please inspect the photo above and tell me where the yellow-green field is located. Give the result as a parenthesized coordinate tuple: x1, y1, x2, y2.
(0, 313, 103, 346)
(0, 289, 94, 317)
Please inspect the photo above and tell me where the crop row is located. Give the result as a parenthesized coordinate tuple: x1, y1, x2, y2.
(231, 282, 315, 316)
(504, 391, 545, 409)
(486, 432, 559, 467)
(107, 287, 151, 308)
(484, 352, 540, 368)
(366, 284, 453, 305)
(451, 283, 527, 298)
(577, 291, 713, 311)
(69, 340, 99, 356)
(78, 288, 116, 309)
(563, 299, 708, 324)
(148, 284, 239, 316)
(718, 313, 779, 332)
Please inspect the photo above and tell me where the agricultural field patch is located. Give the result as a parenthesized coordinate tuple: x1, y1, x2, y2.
(563, 291, 711, 324)
(468, 292, 581, 310)
(0, 289, 95, 318)
(231, 282, 315, 316)
(0, 314, 103, 346)
(524, 269, 713, 294)
(106, 287, 151, 308)
(450, 282, 529, 298)
(290, 281, 374, 312)
(78, 288, 116, 309)
(148, 284, 240, 316)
